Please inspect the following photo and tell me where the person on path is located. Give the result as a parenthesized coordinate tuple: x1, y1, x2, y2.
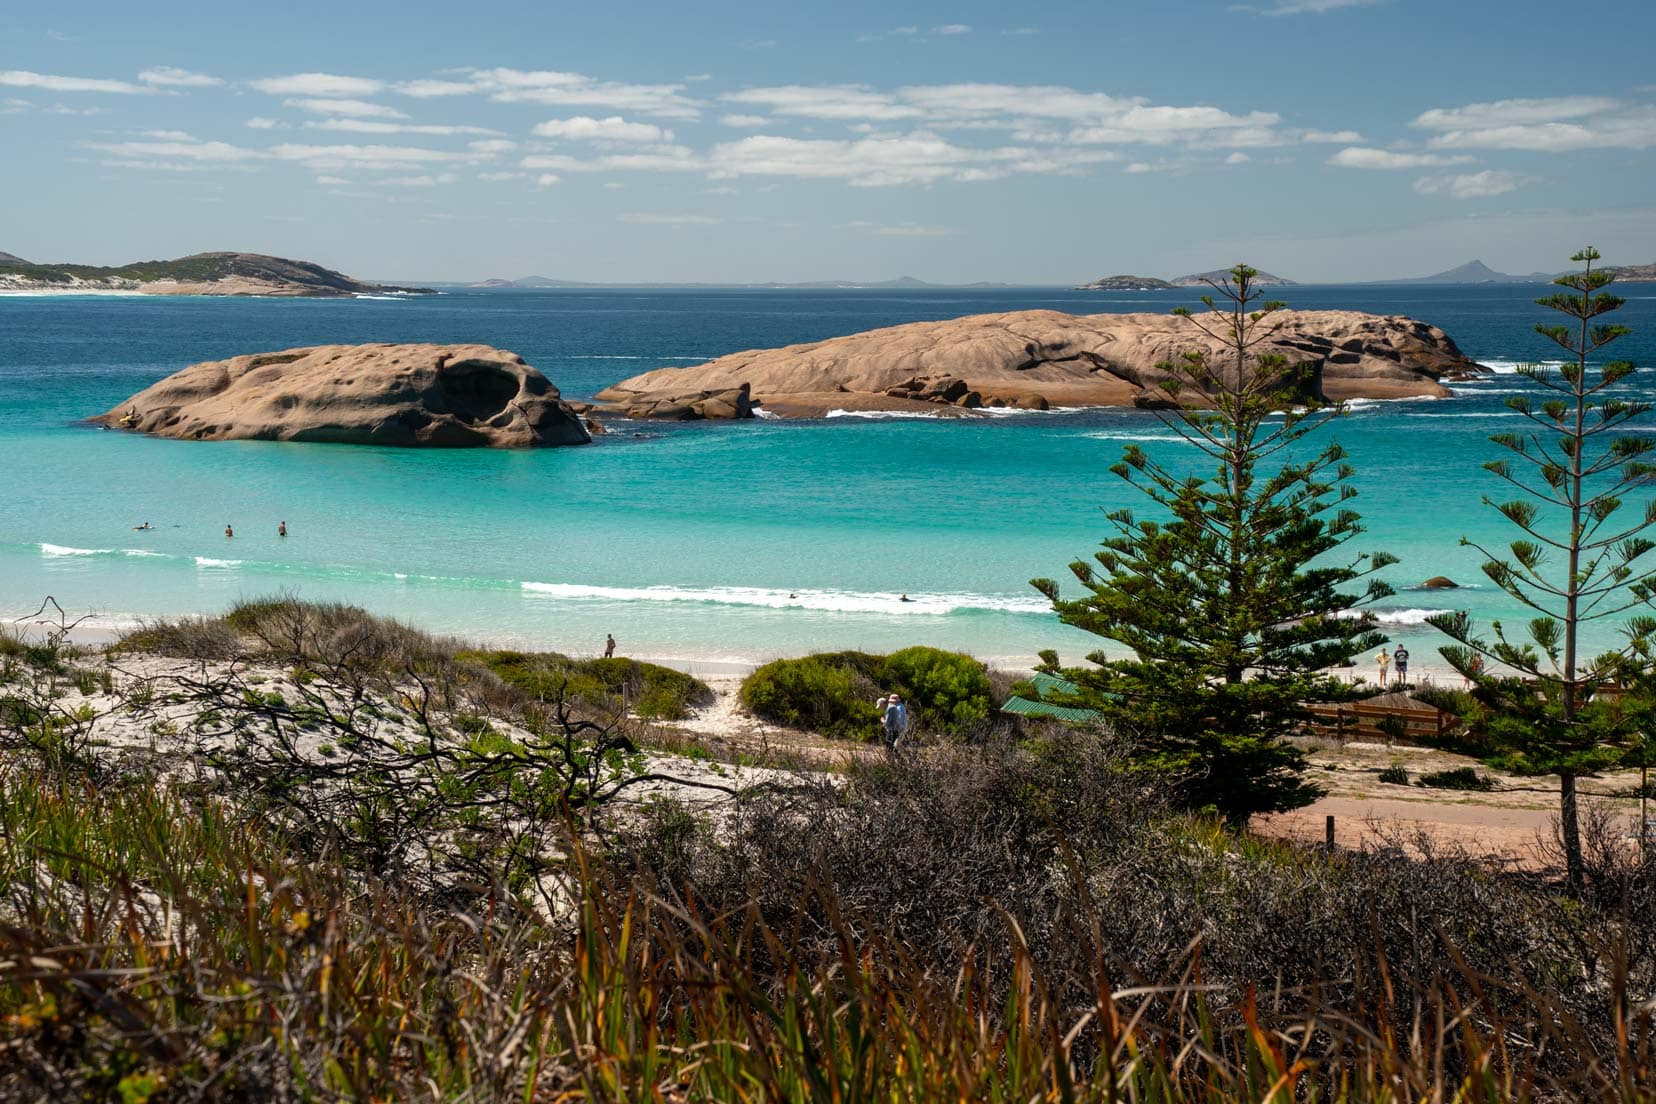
(603, 633, 616, 659)
(1374, 648, 1390, 688)
(1393, 644, 1409, 686)
(882, 692, 909, 753)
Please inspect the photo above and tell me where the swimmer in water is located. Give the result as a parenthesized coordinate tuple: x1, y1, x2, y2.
(899, 593, 912, 603)
(133, 521, 152, 531)
(225, 524, 234, 539)
(278, 520, 287, 537)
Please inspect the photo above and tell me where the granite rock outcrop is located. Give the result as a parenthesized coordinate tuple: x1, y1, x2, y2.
(95, 343, 591, 448)
(595, 309, 1487, 419)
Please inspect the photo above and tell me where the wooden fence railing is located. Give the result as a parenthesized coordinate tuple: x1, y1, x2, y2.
(1305, 702, 1454, 743)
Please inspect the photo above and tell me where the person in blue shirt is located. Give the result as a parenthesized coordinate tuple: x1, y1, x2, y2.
(882, 692, 909, 752)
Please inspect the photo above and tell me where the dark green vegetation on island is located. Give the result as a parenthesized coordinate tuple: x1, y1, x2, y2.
(1074, 274, 1178, 291)
(2, 601, 1654, 1099)
(0, 250, 431, 295)
(739, 646, 997, 739)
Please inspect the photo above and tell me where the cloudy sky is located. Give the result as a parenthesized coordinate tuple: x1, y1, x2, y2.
(3, 0, 1654, 283)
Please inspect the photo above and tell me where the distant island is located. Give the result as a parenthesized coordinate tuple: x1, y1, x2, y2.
(1374, 259, 1554, 285)
(1074, 275, 1177, 291)
(0, 251, 432, 297)
(1075, 268, 1297, 291)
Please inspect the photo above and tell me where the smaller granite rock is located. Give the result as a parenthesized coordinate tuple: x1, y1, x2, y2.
(1421, 576, 1459, 589)
(94, 343, 590, 448)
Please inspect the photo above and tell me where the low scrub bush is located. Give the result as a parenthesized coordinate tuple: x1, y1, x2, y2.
(740, 646, 995, 739)
(462, 649, 712, 720)
(1418, 765, 1497, 791)
(1378, 763, 1410, 785)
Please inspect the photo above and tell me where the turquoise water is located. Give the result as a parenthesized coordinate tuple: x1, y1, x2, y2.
(3, 285, 1655, 667)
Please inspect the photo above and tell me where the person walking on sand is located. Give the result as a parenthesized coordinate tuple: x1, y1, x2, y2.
(882, 692, 909, 754)
(278, 520, 287, 538)
(604, 633, 616, 659)
(1374, 647, 1390, 688)
(1393, 644, 1409, 686)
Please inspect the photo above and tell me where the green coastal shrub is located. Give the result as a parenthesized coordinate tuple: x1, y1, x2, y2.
(740, 655, 881, 738)
(1418, 766, 1497, 792)
(740, 647, 995, 740)
(1378, 764, 1410, 786)
(462, 650, 712, 721)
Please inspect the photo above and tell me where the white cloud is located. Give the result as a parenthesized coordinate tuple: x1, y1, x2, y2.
(706, 131, 1113, 186)
(394, 79, 478, 98)
(87, 136, 259, 165)
(1412, 170, 1524, 199)
(269, 143, 491, 170)
(618, 212, 722, 225)
(1327, 146, 1475, 169)
(531, 115, 672, 142)
(1225, 151, 1251, 164)
(847, 220, 955, 236)
(283, 97, 407, 119)
(536, 173, 560, 187)
(470, 68, 700, 119)
(1258, 0, 1384, 14)
(252, 73, 385, 97)
(137, 129, 196, 141)
(1301, 129, 1362, 143)
(0, 97, 29, 114)
(307, 118, 503, 136)
(932, 24, 972, 34)
(478, 171, 526, 181)
(45, 104, 105, 117)
(1413, 96, 1656, 152)
(1412, 96, 1621, 131)
(382, 173, 459, 187)
(684, 73, 714, 82)
(0, 69, 149, 94)
(138, 66, 222, 88)
(722, 84, 923, 121)
(315, 175, 350, 185)
(245, 116, 283, 129)
(720, 113, 769, 127)
(521, 145, 702, 174)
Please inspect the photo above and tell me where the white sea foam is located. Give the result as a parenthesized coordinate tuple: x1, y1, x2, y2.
(824, 409, 943, 420)
(1404, 411, 1524, 419)
(1371, 607, 1454, 625)
(562, 354, 711, 361)
(521, 580, 1049, 616)
(193, 556, 242, 568)
(40, 542, 100, 556)
(1079, 432, 1193, 443)
(351, 294, 407, 301)
(1477, 359, 1567, 375)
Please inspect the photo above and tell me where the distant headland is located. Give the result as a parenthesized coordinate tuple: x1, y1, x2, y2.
(0, 251, 433, 297)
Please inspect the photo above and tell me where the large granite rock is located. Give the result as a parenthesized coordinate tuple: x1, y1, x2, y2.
(95, 343, 591, 448)
(595, 309, 1487, 419)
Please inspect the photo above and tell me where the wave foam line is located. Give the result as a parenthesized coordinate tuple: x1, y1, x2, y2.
(40, 543, 170, 559)
(1079, 432, 1193, 443)
(522, 580, 1050, 616)
(824, 409, 944, 420)
(193, 557, 242, 568)
(1372, 607, 1454, 625)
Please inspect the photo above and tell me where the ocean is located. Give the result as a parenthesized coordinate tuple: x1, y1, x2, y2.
(3, 283, 1654, 670)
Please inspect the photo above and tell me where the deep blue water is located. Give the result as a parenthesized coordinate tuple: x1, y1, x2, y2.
(3, 283, 1654, 669)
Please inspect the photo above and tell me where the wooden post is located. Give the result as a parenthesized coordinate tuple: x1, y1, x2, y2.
(1325, 814, 1336, 852)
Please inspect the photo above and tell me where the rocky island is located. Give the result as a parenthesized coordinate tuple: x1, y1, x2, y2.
(95, 344, 591, 448)
(0, 251, 431, 297)
(1074, 275, 1178, 291)
(595, 309, 1487, 419)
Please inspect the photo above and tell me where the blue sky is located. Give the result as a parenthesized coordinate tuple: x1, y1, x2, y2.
(3, 0, 1654, 283)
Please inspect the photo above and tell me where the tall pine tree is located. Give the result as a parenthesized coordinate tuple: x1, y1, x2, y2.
(1033, 265, 1395, 827)
(1429, 247, 1656, 895)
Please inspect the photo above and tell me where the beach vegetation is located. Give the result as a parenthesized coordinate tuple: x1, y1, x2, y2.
(1033, 264, 1395, 827)
(1429, 247, 1656, 894)
(739, 646, 995, 738)
(1378, 763, 1410, 785)
(1417, 765, 1498, 791)
(460, 649, 713, 720)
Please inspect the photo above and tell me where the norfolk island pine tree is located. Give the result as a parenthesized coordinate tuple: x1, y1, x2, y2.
(1429, 247, 1656, 895)
(1032, 265, 1395, 827)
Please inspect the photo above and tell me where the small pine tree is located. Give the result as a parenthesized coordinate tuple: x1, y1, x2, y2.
(1430, 247, 1656, 895)
(1032, 265, 1395, 827)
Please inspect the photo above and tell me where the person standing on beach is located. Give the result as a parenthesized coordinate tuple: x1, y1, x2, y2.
(1375, 647, 1390, 688)
(882, 692, 908, 753)
(1393, 644, 1409, 686)
(604, 633, 616, 659)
